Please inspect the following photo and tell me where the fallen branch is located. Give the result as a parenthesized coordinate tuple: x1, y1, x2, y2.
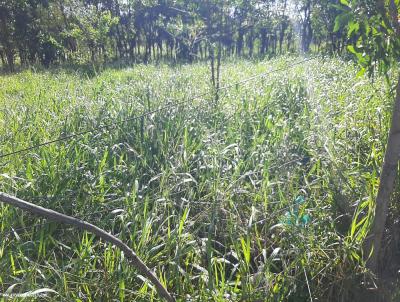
(0, 192, 175, 302)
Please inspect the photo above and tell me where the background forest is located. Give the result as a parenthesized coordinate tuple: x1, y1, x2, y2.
(0, 0, 343, 70)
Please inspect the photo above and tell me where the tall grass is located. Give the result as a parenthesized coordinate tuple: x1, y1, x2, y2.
(0, 57, 392, 301)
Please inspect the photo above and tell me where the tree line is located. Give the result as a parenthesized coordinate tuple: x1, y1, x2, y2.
(0, 0, 346, 71)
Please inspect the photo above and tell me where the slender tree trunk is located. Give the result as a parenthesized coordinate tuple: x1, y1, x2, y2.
(272, 34, 277, 54)
(279, 23, 287, 54)
(5, 48, 14, 72)
(248, 29, 254, 57)
(215, 41, 222, 102)
(364, 0, 400, 274)
(364, 74, 400, 273)
(129, 38, 135, 59)
(301, 0, 312, 53)
(199, 44, 203, 59)
(287, 29, 293, 52)
(210, 45, 215, 88)
(236, 28, 244, 56)
(158, 40, 163, 59)
(260, 28, 267, 55)
(0, 50, 5, 66)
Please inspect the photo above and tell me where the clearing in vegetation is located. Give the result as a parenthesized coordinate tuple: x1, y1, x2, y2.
(0, 57, 395, 301)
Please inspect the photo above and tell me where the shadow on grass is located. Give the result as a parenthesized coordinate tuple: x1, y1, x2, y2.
(0, 56, 210, 79)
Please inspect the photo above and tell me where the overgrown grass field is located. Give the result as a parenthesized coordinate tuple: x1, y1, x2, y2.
(0, 57, 393, 301)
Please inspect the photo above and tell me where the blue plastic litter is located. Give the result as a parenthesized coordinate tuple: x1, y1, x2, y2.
(284, 195, 311, 226)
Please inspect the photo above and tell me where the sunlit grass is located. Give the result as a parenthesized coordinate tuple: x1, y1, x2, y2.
(0, 56, 392, 301)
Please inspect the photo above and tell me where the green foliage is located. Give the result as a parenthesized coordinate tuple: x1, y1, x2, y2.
(38, 34, 64, 67)
(70, 9, 119, 52)
(335, 0, 400, 75)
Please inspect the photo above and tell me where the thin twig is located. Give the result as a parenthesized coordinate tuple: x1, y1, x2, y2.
(0, 192, 175, 302)
(303, 265, 313, 302)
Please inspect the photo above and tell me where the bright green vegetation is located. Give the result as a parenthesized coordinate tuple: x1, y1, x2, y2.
(0, 57, 392, 301)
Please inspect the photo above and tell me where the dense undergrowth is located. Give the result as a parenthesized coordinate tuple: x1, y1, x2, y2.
(0, 57, 395, 301)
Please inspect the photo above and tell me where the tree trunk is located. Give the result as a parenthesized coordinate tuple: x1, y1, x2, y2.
(210, 45, 215, 88)
(5, 48, 14, 72)
(215, 40, 222, 102)
(364, 0, 400, 274)
(301, 0, 312, 53)
(236, 28, 244, 56)
(364, 74, 400, 272)
(248, 29, 254, 57)
(0, 50, 5, 66)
